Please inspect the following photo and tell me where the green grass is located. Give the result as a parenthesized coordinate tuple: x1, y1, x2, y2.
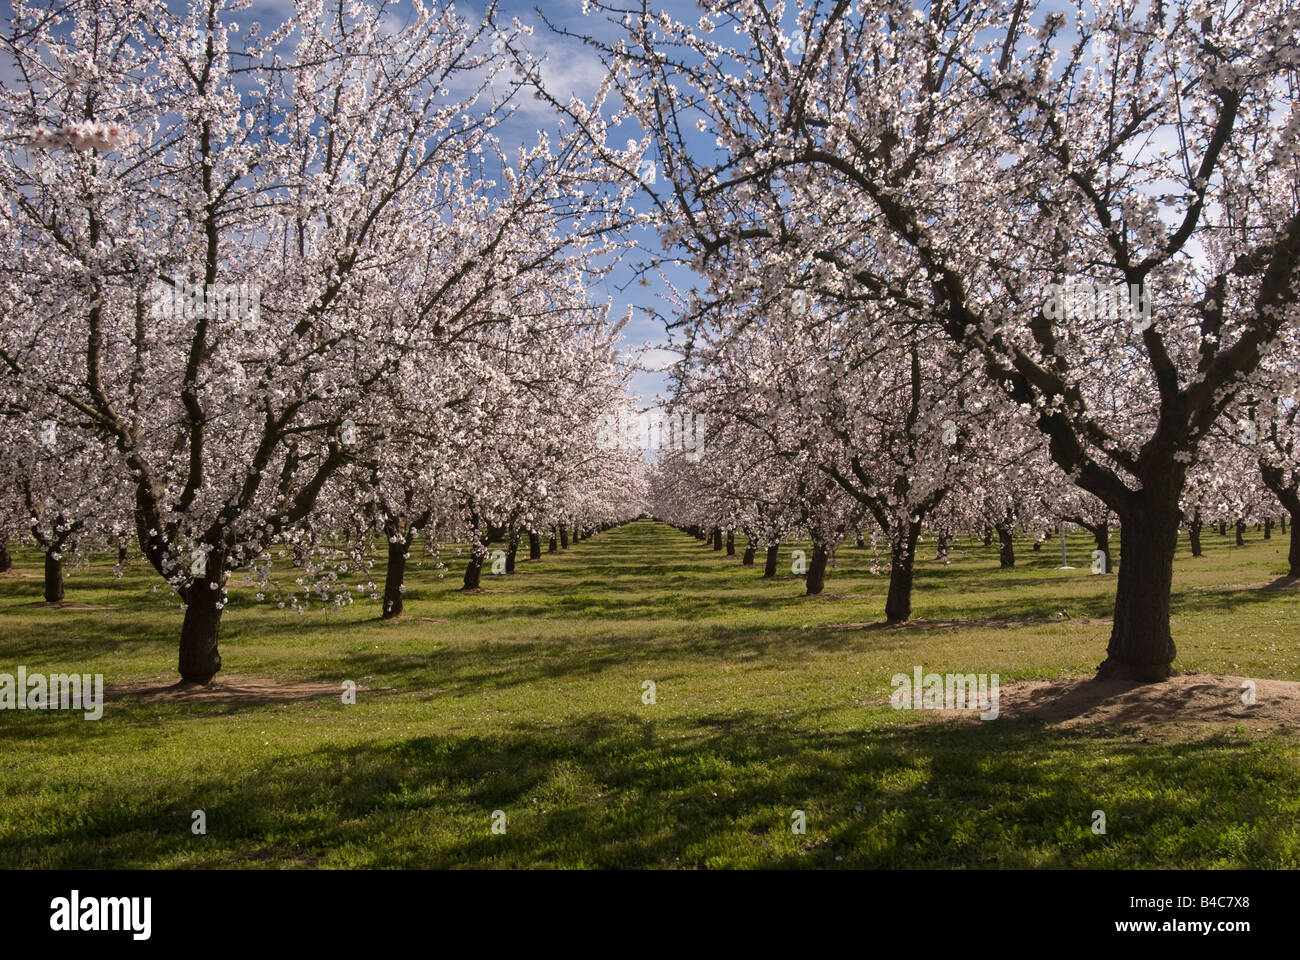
(0, 520, 1297, 868)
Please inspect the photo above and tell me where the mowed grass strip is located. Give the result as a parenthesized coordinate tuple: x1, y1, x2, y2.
(0, 520, 1297, 868)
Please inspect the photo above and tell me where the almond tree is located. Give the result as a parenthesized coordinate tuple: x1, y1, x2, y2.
(558, 0, 1300, 680)
(0, 0, 627, 682)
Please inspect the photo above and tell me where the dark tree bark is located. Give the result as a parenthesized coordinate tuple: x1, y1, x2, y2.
(1093, 526, 1112, 573)
(117, 542, 129, 566)
(1264, 519, 1273, 540)
(711, 527, 723, 550)
(855, 532, 866, 548)
(559, 525, 569, 548)
(178, 548, 226, 684)
(1235, 519, 1246, 547)
(1096, 501, 1181, 682)
(548, 528, 558, 552)
(505, 530, 519, 573)
(762, 544, 779, 578)
(884, 521, 921, 623)
(937, 532, 952, 562)
(529, 532, 542, 560)
(382, 538, 408, 618)
(805, 543, 829, 595)
(43, 551, 65, 603)
(1189, 508, 1203, 557)
(725, 530, 735, 555)
(463, 552, 484, 590)
(995, 517, 1015, 569)
(1219, 520, 1227, 536)
(0, 537, 11, 574)
(742, 543, 755, 565)
(1260, 462, 1300, 576)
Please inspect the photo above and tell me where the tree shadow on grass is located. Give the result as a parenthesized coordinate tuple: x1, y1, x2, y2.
(7, 707, 1293, 869)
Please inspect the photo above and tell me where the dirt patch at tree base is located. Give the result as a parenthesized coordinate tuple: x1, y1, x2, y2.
(108, 676, 356, 705)
(991, 672, 1300, 735)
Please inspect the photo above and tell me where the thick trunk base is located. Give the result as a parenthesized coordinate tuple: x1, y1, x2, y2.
(382, 540, 407, 619)
(463, 555, 484, 590)
(996, 524, 1014, 569)
(179, 587, 223, 683)
(44, 552, 64, 603)
(884, 524, 920, 623)
(1099, 508, 1178, 681)
(805, 544, 828, 595)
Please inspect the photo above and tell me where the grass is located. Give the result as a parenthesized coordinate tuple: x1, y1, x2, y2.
(0, 520, 1297, 868)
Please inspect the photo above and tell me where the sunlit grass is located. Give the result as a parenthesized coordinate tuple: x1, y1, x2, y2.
(0, 520, 1296, 867)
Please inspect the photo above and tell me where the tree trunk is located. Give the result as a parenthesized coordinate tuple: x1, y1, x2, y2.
(982, 526, 993, 547)
(1189, 509, 1203, 557)
(762, 544, 779, 578)
(1093, 526, 1112, 573)
(1218, 520, 1227, 536)
(855, 533, 866, 549)
(382, 538, 408, 619)
(559, 525, 569, 549)
(805, 543, 829, 595)
(505, 530, 519, 573)
(884, 523, 921, 624)
(937, 532, 951, 563)
(1259, 463, 1300, 576)
(0, 537, 11, 574)
(117, 542, 129, 566)
(1264, 519, 1273, 540)
(529, 532, 542, 560)
(1032, 538, 1041, 552)
(548, 528, 557, 553)
(725, 530, 735, 556)
(1096, 505, 1180, 681)
(179, 556, 225, 683)
(43, 551, 64, 602)
(742, 543, 756, 566)
(1235, 519, 1246, 547)
(996, 522, 1015, 569)
(463, 552, 484, 590)
(711, 527, 723, 550)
